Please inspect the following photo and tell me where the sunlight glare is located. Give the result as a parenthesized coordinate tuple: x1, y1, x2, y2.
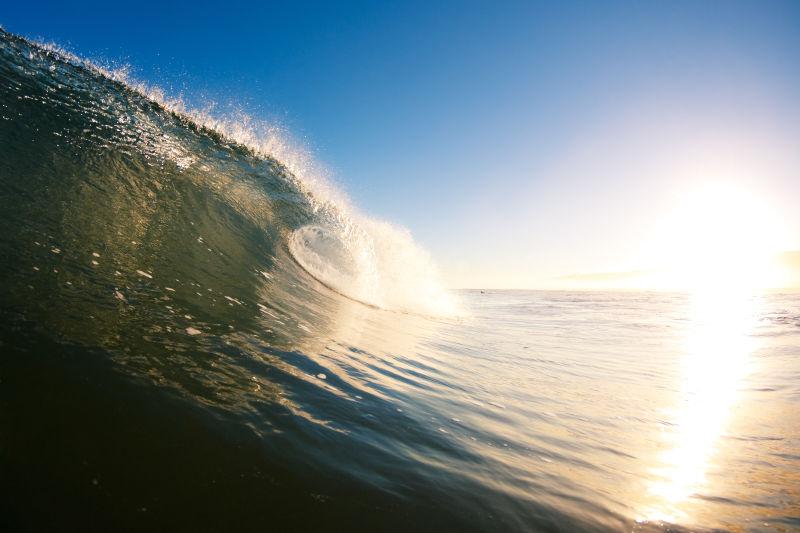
(640, 289, 760, 524)
(646, 183, 787, 291)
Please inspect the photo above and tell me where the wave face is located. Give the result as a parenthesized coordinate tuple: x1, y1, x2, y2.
(0, 29, 455, 317)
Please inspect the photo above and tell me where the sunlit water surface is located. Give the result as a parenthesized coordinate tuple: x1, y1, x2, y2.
(4, 288, 799, 532)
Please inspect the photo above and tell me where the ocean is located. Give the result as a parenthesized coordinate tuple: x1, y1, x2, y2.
(1, 29, 799, 532)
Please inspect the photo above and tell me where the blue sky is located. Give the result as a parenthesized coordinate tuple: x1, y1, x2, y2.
(3, 1, 800, 288)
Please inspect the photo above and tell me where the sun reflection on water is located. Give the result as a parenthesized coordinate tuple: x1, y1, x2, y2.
(641, 287, 761, 525)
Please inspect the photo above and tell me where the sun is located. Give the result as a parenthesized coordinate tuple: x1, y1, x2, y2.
(645, 183, 787, 292)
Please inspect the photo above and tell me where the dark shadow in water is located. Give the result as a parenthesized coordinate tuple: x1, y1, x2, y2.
(0, 310, 626, 533)
(0, 314, 489, 532)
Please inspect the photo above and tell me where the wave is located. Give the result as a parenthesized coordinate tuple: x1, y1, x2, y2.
(0, 27, 456, 317)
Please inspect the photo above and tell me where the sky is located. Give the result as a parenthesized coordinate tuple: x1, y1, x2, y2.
(3, 1, 800, 289)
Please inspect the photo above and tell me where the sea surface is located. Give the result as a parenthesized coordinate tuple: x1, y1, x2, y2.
(2, 29, 799, 532)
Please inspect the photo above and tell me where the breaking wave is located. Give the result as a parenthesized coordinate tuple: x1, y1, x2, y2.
(0, 28, 456, 317)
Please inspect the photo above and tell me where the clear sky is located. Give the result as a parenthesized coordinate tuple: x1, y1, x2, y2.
(3, 1, 800, 289)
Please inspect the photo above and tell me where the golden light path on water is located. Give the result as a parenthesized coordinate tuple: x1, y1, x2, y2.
(640, 287, 762, 525)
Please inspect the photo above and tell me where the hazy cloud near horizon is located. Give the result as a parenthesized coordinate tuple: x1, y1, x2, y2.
(558, 251, 800, 290)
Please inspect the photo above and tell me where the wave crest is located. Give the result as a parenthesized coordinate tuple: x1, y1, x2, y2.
(9, 29, 458, 316)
